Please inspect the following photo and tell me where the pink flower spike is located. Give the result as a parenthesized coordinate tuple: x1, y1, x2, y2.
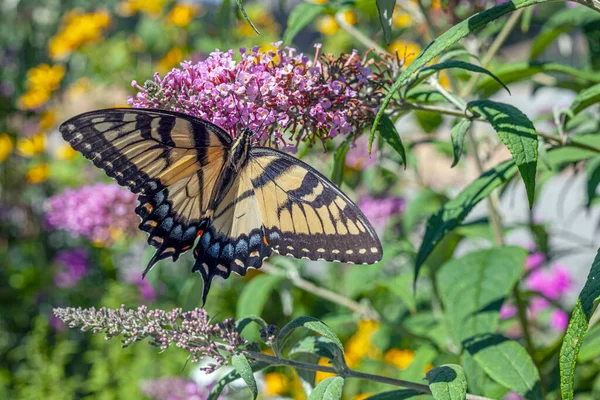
(525, 252, 546, 270)
(550, 309, 569, 331)
(500, 304, 517, 319)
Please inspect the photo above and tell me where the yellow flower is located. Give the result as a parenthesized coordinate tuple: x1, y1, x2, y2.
(17, 89, 51, 110)
(66, 77, 92, 99)
(388, 40, 421, 66)
(49, 11, 110, 60)
(17, 133, 46, 157)
(39, 111, 56, 131)
(264, 372, 289, 396)
(0, 134, 13, 163)
(384, 349, 415, 370)
(312, 0, 328, 4)
(353, 394, 374, 400)
(316, 15, 339, 35)
(17, 64, 65, 109)
(55, 144, 78, 160)
(344, 319, 380, 369)
(393, 11, 413, 29)
(158, 48, 184, 72)
(424, 363, 434, 374)
(120, 0, 167, 17)
(339, 9, 356, 25)
(168, 4, 197, 27)
(315, 357, 337, 384)
(26, 163, 50, 184)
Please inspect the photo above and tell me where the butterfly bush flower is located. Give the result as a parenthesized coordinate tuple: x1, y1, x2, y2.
(45, 183, 139, 245)
(129, 43, 397, 148)
(525, 252, 546, 270)
(141, 377, 211, 400)
(53, 305, 246, 373)
(358, 195, 406, 230)
(54, 248, 88, 288)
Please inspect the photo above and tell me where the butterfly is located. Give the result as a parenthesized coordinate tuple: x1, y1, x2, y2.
(59, 108, 383, 304)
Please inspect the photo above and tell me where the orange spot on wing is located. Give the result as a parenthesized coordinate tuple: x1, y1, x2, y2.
(144, 203, 153, 212)
(263, 236, 269, 245)
(182, 245, 191, 251)
(196, 229, 204, 237)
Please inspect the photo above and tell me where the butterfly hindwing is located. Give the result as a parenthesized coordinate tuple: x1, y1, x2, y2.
(59, 108, 232, 272)
(249, 148, 382, 265)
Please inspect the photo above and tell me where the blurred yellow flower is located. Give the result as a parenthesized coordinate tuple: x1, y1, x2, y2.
(158, 48, 184, 72)
(66, 77, 92, 99)
(0, 134, 13, 163)
(55, 144, 78, 160)
(26, 163, 50, 184)
(316, 15, 339, 36)
(120, 0, 167, 16)
(424, 363, 434, 374)
(339, 9, 356, 25)
(17, 133, 46, 157)
(264, 372, 289, 396)
(40, 111, 56, 131)
(388, 40, 421, 65)
(49, 11, 111, 60)
(315, 357, 337, 383)
(17, 64, 65, 110)
(312, 0, 328, 4)
(384, 348, 415, 370)
(393, 11, 413, 29)
(168, 4, 197, 27)
(344, 319, 380, 369)
(353, 394, 374, 400)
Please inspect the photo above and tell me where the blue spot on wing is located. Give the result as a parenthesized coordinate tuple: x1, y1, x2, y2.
(235, 239, 248, 255)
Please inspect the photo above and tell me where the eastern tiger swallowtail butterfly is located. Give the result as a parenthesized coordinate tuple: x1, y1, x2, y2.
(59, 108, 382, 303)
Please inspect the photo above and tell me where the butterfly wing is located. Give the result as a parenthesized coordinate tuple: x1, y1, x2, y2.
(249, 147, 382, 264)
(59, 108, 231, 272)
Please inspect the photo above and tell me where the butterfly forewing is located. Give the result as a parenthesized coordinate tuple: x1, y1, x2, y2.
(248, 148, 382, 265)
(59, 108, 232, 271)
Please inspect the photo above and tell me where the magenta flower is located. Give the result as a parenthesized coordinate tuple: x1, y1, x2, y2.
(526, 263, 572, 300)
(550, 309, 569, 331)
(123, 270, 157, 302)
(129, 43, 396, 148)
(524, 252, 546, 270)
(45, 183, 139, 245)
(346, 136, 377, 170)
(358, 195, 405, 230)
(141, 377, 211, 400)
(499, 304, 517, 319)
(54, 248, 88, 288)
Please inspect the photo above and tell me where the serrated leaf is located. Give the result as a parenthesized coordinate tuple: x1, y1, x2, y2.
(237, 274, 283, 319)
(235, 0, 260, 34)
(364, 389, 423, 399)
(277, 316, 344, 356)
(570, 83, 600, 116)
(208, 362, 269, 400)
(560, 247, 600, 400)
(308, 376, 344, 400)
(231, 354, 258, 400)
(376, 0, 395, 44)
(437, 247, 526, 347)
(370, 0, 547, 142)
(468, 100, 538, 208)
(371, 113, 406, 166)
(421, 61, 510, 94)
(283, 2, 326, 44)
(586, 155, 600, 207)
(426, 364, 467, 400)
(450, 119, 471, 167)
(414, 160, 518, 282)
(331, 141, 349, 186)
(464, 334, 542, 400)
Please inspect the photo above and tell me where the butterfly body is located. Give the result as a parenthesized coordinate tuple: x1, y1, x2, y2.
(60, 108, 382, 304)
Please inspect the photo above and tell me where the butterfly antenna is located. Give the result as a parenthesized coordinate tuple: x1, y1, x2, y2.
(231, 94, 244, 136)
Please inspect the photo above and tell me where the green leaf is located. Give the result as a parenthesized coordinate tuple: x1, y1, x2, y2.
(236, 315, 268, 334)
(376, 0, 395, 44)
(570, 83, 600, 116)
(461, 352, 486, 395)
(586, 156, 600, 207)
(231, 354, 258, 400)
(293, 352, 321, 390)
(437, 247, 526, 347)
(208, 361, 268, 400)
(277, 316, 344, 355)
(364, 389, 423, 399)
(578, 322, 600, 362)
(308, 376, 344, 400)
(236, 274, 284, 319)
(450, 119, 471, 167)
(421, 61, 510, 94)
(402, 189, 447, 232)
(414, 160, 518, 281)
(331, 141, 349, 186)
(289, 336, 341, 360)
(465, 334, 542, 400)
(371, 113, 406, 166)
(426, 364, 467, 400)
(560, 247, 600, 400)
(468, 100, 538, 208)
(283, 2, 325, 45)
(370, 0, 547, 142)
(235, 0, 260, 34)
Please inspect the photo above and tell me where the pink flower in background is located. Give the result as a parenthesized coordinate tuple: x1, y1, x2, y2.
(358, 195, 405, 230)
(550, 309, 569, 331)
(49, 314, 66, 332)
(45, 183, 139, 245)
(527, 263, 572, 300)
(499, 304, 517, 319)
(129, 43, 396, 148)
(53, 249, 87, 288)
(141, 377, 211, 400)
(529, 297, 550, 315)
(346, 137, 377, 170)
(525, 252, 546, 270)
(123, 270, 157, 301)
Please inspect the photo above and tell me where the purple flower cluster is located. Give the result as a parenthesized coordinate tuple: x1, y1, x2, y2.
(123, 269, 157, 301)
(141, 377, 210, 400)
(45, 183, 139, 245)
(358, 195, 406, 230)
(129, 43, 396, 148)
(54, 248, 87, 288)
(53, 305, 247, 373)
